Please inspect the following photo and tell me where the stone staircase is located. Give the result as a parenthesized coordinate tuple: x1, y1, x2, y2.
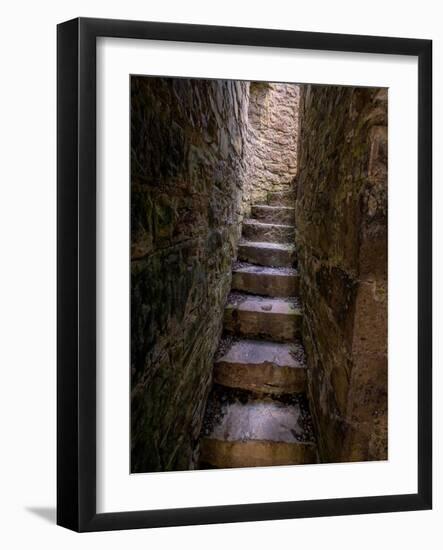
(199, 189, 317, 469)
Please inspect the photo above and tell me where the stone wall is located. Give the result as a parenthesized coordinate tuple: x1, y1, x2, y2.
(130, 76, 250, 472)
(295, 85, 388, 462)
(243, 82, 299, 208)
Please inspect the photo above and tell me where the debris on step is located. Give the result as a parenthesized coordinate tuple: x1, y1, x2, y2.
(200, 386, 316, 468)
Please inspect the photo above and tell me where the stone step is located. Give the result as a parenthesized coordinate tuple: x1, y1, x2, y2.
(232, 262, 299, 297)
(242, 219, 295, 244)
(267, 190, 296, 207)
(251, 205, 295, 225)
(238, 240, 296, 268)
(214, 338, 307, 394)
(224, 293, 302, 342)
(200, 396, 316, 468)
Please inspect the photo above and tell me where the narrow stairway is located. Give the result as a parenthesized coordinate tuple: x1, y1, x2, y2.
(199, 189, 317, 469)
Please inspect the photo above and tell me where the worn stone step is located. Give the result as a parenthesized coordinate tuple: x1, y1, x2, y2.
(232, 263, 299, 297)
(251, 205, 295, 225)
(238, 240, 296, 267)
(242, 219, 295, 244)
(224, 293, 301, 342)
(200, 397, 316, 468)
(214, 339, 307, 394)
(267, 190, 296, 207)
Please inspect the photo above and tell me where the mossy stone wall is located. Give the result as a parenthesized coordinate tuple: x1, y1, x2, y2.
(130, 77, 250, 472)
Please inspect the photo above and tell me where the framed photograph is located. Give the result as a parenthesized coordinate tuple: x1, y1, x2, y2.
(57, 17, 432, 531)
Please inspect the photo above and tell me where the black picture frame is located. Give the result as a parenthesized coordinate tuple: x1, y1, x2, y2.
(57, 17, 432, 532)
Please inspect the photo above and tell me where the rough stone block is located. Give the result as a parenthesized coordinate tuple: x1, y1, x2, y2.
(200, 438, 316, 468)
(224, 294, 302, 342)
(242, 219, 295, 243)
(238, 241, 296, 268)
(251, 205, 295, 225)
(232, 264, 299, 297)
(214, 339, 306, 394)
(200, 399, 316, 467)
(267, 190, 296, 207)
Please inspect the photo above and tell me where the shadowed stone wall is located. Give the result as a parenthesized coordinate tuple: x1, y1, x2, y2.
(295, 85, 388, 463)
(244, 82, 299, 209)
(131, 77, 250, 472)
